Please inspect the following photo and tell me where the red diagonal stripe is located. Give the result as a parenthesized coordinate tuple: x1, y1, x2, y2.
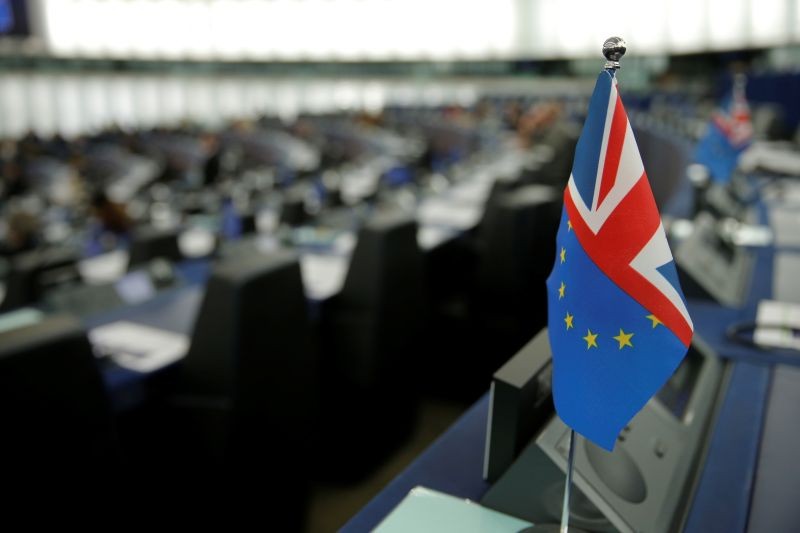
(565, 178, 693, 347)
(596, 93, 627, 209)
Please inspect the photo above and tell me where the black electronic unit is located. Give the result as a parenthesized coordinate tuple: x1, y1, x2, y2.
(483, 332, 554, 483)
(482, 329, 725, 533)
(674, 212, 753, 308)
(0, 246, 81, 311)
(42, 261, 177, 317)
(128, 226, 183, 268)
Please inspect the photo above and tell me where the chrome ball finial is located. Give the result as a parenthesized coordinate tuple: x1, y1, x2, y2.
(602, 36, 627, 70)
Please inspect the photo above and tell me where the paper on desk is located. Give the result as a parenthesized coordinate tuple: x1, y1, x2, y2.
(178, 227, 216, 258)
(0, 307, 44, 335)
(417, 199, 483, 230)
(89, 320, 189, 373)
(78, 250, 129, 285)
(755, 300, 800, 351)
(418, 226, 457, 251)
(447, 180, 492, 205)
(331, 232, 357, 255)
(374, 486, 532, 533)
(300, 253, 349, 301)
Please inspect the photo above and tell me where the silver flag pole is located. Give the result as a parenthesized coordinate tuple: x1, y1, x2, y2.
(559, 37, 627, 533)
(559, 429, 576, 533)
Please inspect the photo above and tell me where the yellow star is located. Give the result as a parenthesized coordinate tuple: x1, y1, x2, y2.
(558, 282, 566, 299)
(567, 220, 573, 231)
(646, 314, 662, 328)
(560, 247, 566, 263)
(613, 328, 634, 349)
(583, 329, 598, 349)
(564, 312, 574, 330)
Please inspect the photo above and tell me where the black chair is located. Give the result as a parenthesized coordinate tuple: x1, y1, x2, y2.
(0, 247, 81, 311)
(318, 210, 426, 481)
(0, 315, 119, 483)
(279, 193, 310, 227)
(240, 210, 258, 235)
(420, 183, 561, 401)
(128, 226, 183, 268)
(151, 251, 316, 529)
(523, 124, 579, 189)
(471, 185, 562, 373)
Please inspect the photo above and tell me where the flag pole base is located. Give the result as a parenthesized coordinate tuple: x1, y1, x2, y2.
(517, 525, 590, 533)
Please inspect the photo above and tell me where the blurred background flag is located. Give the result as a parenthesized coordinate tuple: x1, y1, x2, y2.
(694, 74, 753, 182)
(546, 68, 694, 451)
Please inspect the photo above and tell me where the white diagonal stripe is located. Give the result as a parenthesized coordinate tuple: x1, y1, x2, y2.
(630, 224, 693, 327)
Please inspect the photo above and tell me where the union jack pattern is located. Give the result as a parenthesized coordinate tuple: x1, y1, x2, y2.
(564, 71, 693, 347)
(546, 70, 694, 450)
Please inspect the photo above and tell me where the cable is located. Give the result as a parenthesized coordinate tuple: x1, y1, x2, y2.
(726, 321, 800, 352)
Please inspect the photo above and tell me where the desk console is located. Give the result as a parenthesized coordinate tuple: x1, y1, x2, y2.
(482, 329, 725, 532)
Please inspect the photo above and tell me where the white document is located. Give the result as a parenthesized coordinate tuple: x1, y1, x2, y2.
(300, 253, 349, 301)
(78, 250, 130, 285)
(417, 198, 483, 230)
(754, 300, 800, 351)
(417, 226, 457, 251)
(447, 180, 492, 205)
(374, 486, 532, 533)
(178, 227, 216, 258)
(0, 308, 44, 335)
(331, 231, 357, 255)
(89, 321, 189, 373)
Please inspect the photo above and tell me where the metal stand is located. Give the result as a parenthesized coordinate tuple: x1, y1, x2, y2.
(522, 37, 627, 533)
(559, 429, 576, 533)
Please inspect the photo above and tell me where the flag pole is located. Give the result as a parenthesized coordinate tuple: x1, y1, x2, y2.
(557, 37, 627, 533)
(559, 429, 576, 533)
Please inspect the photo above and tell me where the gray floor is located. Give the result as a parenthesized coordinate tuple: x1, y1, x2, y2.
(305, 398, 467, 532)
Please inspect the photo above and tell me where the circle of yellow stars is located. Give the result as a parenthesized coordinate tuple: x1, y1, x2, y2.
(555, 217, 664, 351)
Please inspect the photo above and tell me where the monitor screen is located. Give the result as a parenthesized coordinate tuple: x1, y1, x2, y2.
(0, 1, 30, 37)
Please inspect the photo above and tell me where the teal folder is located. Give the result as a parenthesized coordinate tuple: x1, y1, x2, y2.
(374, 486, 533, 532)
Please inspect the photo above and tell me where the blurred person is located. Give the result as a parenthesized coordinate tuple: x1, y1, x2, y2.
(503, 100, 524, 130)
(1, 158, 28, 199)
(156, 156, 186, 184)
(201, 132, 222, 186)
(516, 101, 564, 148)
(90, 190, 132, 238)
(0, 208, 41, 257)
(18, 131, 43, 158)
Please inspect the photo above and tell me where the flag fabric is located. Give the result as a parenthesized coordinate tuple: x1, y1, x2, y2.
(695, 76, 753, 182)
(546, 71, 694, 451)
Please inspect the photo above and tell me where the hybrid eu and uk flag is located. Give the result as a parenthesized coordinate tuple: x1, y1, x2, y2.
(546, 70, 694, 451)
(695, 76, 753, 183)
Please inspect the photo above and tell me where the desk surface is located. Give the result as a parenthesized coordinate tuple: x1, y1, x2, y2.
(342, 358, 777, 532)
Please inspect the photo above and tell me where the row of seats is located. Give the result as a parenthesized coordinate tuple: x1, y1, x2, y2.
(0, 119, 578, 526)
